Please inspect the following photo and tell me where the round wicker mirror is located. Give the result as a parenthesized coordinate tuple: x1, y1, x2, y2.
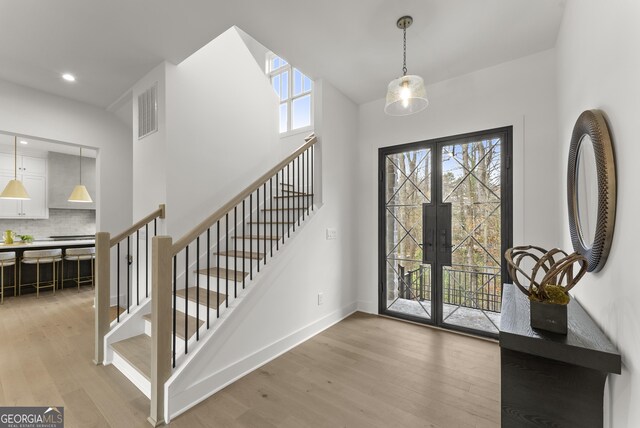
(567, 110, 616, 272)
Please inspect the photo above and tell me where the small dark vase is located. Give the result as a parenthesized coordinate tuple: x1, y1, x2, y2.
(530, 300, 568, 335)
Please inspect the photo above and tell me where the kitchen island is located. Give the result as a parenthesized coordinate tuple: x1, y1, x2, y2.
(0, 239, 95, 296)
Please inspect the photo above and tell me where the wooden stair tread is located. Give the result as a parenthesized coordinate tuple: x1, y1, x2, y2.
(281, 189, 312, 195)
(274, 194, 313, 198)
(233, 235, 281, 241)
(197, 267, 248, 282)
(215, 250, 264, 260)
(248, 221, 295, 225)
(261, 207, 308, 211)
(111, 334, 151, 380)
(176, 287, 227, 309)
(142, 313, 204, 340)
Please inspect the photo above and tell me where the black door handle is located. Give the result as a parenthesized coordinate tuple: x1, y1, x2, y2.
(426, 229, 435, 247)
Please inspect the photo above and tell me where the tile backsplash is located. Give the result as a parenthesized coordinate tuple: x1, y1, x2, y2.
(0, 209, 96, 239)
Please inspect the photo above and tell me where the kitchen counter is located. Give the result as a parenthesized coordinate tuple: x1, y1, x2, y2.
(0, 239, 96, 296)
(0, 239, 95, 249)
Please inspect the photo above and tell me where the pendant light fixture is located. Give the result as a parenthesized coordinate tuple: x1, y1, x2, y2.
(384, 16, 428, 116)
(68, 147, 93, 203)
(0, 136, 30, 200)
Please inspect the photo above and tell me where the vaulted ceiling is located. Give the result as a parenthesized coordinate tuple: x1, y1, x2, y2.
(0, 0, 565, 108)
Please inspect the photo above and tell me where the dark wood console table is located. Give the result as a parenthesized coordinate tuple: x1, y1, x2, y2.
(499, 284, 621, 427)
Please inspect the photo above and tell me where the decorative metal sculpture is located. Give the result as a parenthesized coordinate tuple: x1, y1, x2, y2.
(505, 245, 588, 304)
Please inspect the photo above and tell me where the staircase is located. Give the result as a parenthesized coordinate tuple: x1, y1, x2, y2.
(95, 134, 317, 425)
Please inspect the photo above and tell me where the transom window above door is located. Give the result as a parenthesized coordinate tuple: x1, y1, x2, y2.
(266, 54, 313, 135)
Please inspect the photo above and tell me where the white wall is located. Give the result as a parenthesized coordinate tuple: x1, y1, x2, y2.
(167, 78, 359, 418)
(164, 27, 280, 238)
(0, 78, 132, 235)
(557, 1, 640, 426)
(355, 49, 560, 312)
(132, 63, 168, 223)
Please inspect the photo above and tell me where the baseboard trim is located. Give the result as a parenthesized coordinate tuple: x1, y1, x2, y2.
(167, 301, 357, 422)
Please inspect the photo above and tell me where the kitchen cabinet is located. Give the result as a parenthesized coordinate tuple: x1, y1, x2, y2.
(48, 152, 96, 210)
(0, 154, 48, 219)
(0, 153, 46, 175)
(0, 153, 13, 173)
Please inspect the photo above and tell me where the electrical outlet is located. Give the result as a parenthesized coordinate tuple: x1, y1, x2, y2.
(326, 228, 337, 240)
(318, 292, 324, 305)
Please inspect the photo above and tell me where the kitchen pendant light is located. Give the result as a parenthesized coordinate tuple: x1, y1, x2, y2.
(0, 136, 30, 200)
(68, 147, 93, 203)
(384, 16, 428, 116)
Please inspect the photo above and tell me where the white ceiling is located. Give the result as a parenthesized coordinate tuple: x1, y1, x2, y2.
(0, 0, 565, 107)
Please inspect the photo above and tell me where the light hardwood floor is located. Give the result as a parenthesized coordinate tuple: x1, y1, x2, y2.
(0, 288, 500, 427)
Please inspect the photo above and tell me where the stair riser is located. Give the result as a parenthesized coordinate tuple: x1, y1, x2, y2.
(258, 212, 303, 224)
(175, 295, 218, 319)
(194, 274, 246, 298)
(233, 238, 281, 251)
(143, 319, 187, 351)
(111, 351, 151, 398)
(268, 197, 312, 209)
(208, 256, 257, 273)
(245, 223, 294, 235)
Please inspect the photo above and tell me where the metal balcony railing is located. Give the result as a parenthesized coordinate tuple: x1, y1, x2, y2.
(398, 263, 502, 313)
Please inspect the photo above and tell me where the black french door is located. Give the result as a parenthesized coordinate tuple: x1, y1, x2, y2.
(378, 127, 512, 338)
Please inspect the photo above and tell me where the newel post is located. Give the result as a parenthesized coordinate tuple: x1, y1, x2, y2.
(149, 236, 173, 427)
(94, 232, 111, 365)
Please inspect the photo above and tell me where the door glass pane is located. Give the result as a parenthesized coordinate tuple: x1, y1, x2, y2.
(384, 148, 432, 320)
(441, 137, 502, 334)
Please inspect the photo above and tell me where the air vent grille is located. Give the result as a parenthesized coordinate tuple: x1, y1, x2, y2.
(138, 83, 158, 139)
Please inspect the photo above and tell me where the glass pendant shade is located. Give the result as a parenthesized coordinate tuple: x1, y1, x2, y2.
(0, 136, 30, 200)
(384, 75, 428, 116)
(0, 179, 30, 200)
(68, 184, 93, 203)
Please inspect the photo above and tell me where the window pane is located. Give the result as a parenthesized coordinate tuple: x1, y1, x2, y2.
(281, 70, 289, 101)
(270, 55, 288, 72)
(303, 75, 312, 92)
(292, 95, 311, 130)
(272, 74, 280, 97)
(293, 68, 303, 96)
(279, 103, 288, 133)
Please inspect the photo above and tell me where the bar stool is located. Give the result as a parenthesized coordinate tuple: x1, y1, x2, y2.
(62, 247, 95, 292)
(0, 252, 17, 304)
(19, 249, 62, 298)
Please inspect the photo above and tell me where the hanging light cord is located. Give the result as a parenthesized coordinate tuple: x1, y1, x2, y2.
(13, 137, 17, 180)
(79, 148, 83, 185)
(402, 27, 407, 76)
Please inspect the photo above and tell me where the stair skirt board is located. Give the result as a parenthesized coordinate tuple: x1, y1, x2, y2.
(166, 302, 358, 423)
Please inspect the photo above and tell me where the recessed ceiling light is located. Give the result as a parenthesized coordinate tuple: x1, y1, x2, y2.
(62, 73, 76, 82)
(19, 140, 28, 145)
